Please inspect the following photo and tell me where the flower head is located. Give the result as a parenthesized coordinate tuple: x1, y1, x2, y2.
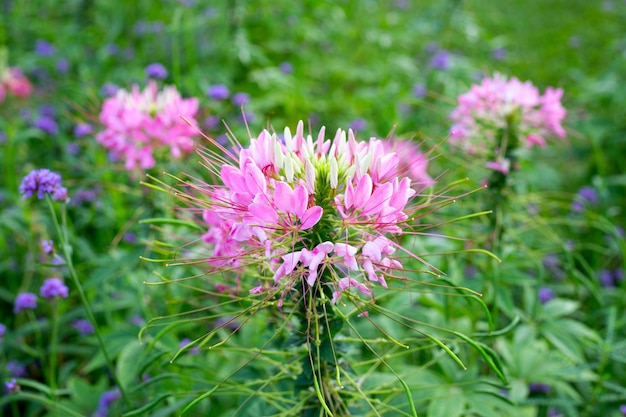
(0, 67, 33, 101)
(94, 388, 121, 417)
(72, 319, 95, 335)
(144, 62, 168, 79)
(232, 92, 250, 106)
(207, 84, 229, 100)
(96, 81, 199, 170)
(41, 239, 54, 254)
(74, 123, 94, 137)
(4, 379, 18, 394)
(177, 121, 435, 305)
(19, 169, 68, 201)
(40, 278, 69, 300)
(538, 287, 555, 304)
(33, 115, 59, 136)
(0, 323, 6, 341)
(14, 292, 37, 313)
(449, 73, 566, 172)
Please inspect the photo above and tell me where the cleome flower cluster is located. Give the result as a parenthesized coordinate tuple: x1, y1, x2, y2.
(0, 66, 33, 102)
(97, 81, 199, 171)
(449, 73, 566, 174)
(188, 121, 433, 306)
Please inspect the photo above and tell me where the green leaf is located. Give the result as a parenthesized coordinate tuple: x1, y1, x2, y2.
(116, 340, 145, 391)
(427, 388, 466, 417)
(541, 299, 579, 319)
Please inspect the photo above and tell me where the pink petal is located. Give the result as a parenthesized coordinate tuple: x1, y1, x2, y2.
(300, 206, 323, 229)
(353, 174, 373, 209)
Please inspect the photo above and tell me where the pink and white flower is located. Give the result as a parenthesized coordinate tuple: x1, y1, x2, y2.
(182, 122, 434, 305)
(0, 67, 33, 102)
(449, 73, 566, 172)
(96, 81, 199, 170)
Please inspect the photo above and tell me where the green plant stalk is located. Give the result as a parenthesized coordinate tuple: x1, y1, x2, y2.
(48, 301, 59, 394)
(45, 195, 131, 408)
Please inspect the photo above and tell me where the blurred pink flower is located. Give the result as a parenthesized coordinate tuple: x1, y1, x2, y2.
(449, 73, 566, 172)
(0, 67, 33, 101)
(183, 121, 431, 305)
(96, 81, 199, 170)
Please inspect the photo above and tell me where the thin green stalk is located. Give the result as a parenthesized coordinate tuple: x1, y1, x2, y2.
(48, 301, 59, 393)
(44, 196, 131, 408)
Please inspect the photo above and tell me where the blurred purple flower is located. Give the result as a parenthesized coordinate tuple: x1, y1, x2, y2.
(538, 287, 555, 304)
(204, 115, 220, 129)
(145, 63, 168, 79)
(40, 278, 69, 300)
(74, 123, 94, 137)
(105, 44, 120, 56)
(620, 404, 626, 416)
(39, 104, 57, 117)
(543, 253, 564, 280)
(35, 39, 56, 56)
(616, 226, 625, 238)
(279, 62, 293, 74)
(71, 188, 99, 206)
(232, 92, 250, 106)
(547, 407, 563, 417)
(134, 20, 148, 34)
(6, 361, 26, 377)
(14, 292, 37, 313)
(598, 269, 615, 287)
(412, 83, 427, 99)
(100, 83, 119, 97)
(207, 84, 229, 100)
(122, 47, 135, 61)
(4, 379, 18, 394)
(94, 388, 121, 417)
(73, 319, 95, 335)
(19, 169, 68, 201)
(349, 118, 367, 131)
(151, 21, 164, 33)
(34, 116, 59, 136)
(56, 58, 70, 74)
(239, 110, 255, 124)
(130, 315, 145, 326)
(123, 232, 136, 244)
(429, 49, 451, 70)
(0, 131, 6, 144)
(491, 47, 507, 61)
(528, 382, 551, 394)
(41, 239, 54, 254)
(571, 200, 585, 213)
(578, 186, 598, 205)
(425, 42, 439, 54)
(19, 108, 33, 122)
(0, 323, 6, 341)
(179, 338, 200, 355)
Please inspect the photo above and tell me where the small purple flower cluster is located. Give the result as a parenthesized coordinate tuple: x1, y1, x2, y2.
(13, 278, 69, 313)
(19, 169, 68, 201)
(93, 388, 121, 417)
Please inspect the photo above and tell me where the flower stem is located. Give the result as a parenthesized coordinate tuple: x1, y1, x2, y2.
(44, 195, 131, 408)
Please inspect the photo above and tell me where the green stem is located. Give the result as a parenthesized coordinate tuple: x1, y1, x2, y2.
(49, 301, 59, 394)
(44, 196, 131, 408)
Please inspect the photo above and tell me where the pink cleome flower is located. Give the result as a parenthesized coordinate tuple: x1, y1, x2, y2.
(187, 121, 434, 305)
(96, 81, 199, 170)
(449, 73, 566, 171)
(0, 67, 33, 102)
